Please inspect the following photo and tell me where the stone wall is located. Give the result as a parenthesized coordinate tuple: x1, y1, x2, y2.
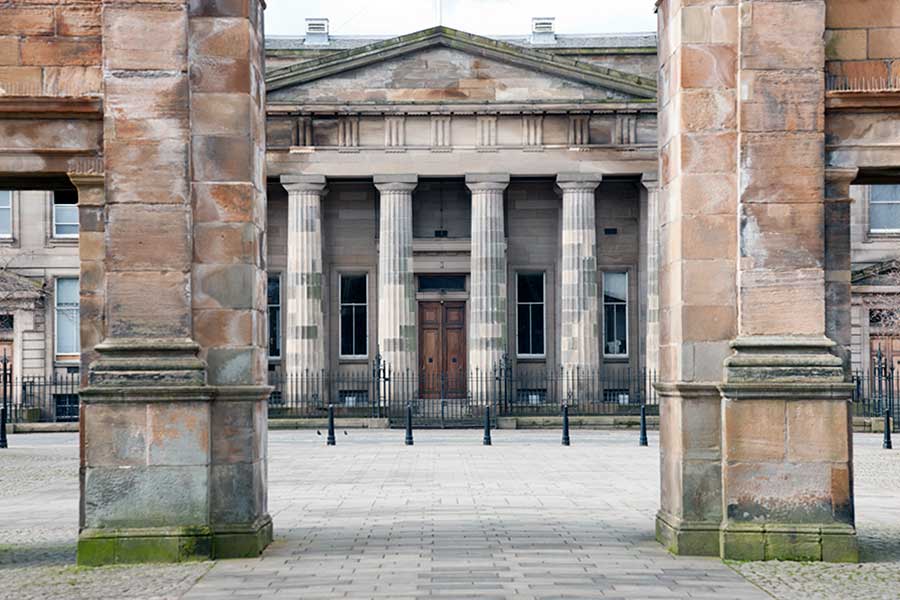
(0, 0, 101, 97)
(826, 0, 900, 88)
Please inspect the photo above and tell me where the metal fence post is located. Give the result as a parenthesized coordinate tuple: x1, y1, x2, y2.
(483, 405, 492, 446)
(561, 403, 570, 446)
(0, 351, 7, 449)
(884, 407, 893, 450)
(639, 403, 648, 447)
(326, 404, 336, 446)
(405, 402, 414, 446)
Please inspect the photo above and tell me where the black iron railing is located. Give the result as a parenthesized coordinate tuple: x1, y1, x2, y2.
(267, 355, 659, 426)
(6, 373, 81, 423)
(852, 350, 898, 433)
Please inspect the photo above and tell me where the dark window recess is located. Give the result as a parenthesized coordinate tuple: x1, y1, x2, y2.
(515, 388, 547, 405)
(517, 273, 545, 356)
(340, 274, 367, 357)
(338, 390, 369, 406)
(434, 229, 448, 238)
(267, 276, 281, 358)
(604, 228, 618, 235)
(418, 275, 465, 292)
(0, 314, 12, 331)
(54, 393, 79, 421)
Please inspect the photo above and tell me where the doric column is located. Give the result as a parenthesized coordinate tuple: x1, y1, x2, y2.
(557, 173, 602, 374)
(281, 175, 326, 382)
(642, 173, 660, 374)
(466, 173, 509, 380)
(374, 175, 417, 377)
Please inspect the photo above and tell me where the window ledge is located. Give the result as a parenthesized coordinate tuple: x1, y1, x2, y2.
(339, 356, 369, 364)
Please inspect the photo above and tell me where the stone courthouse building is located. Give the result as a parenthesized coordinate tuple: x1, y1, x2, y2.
(1, 0, 899, 566)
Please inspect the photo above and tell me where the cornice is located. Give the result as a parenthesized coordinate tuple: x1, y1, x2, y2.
(0, 96, 102, 119)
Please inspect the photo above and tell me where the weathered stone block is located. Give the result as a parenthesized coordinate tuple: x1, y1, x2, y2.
(147, 402, 210, 466)
(83, 403, 147, 467)
(107, 205, 191, 271)
(0, 38, 19, 67)
(107, 271, 191, 339)
(192, 135, 252, 182)
(720, 528, 766, 561)
(191, 93, 251, 136)
(0, 8, 54, 36)
(106, 139, 189, 204)
(193, 222, 257, 265)
(103, 7, 187, 71)
(194, 308, 254, 348)
(57, 6, 102, 37)
(192, 263, 257, 310)
(193, 182, 256, 223)
(786, 400, 850, 462)
(723, 399, 785, 462)
(210, 462, 261, 524)
(190, 56, 251, 93)
(680, 44, 736, 89)
(21, 39, 101, 67)
(116, 536, 181, 564)
(821, 530, 859, 562)
(211, 401, 255, 463)
(765, 531, 822, 561)
(190, 16, 251, 58)
(825, 29, 868, 61)
(868, 27, 900, 59)
(84, 465, 209, 529)
(826, 0, 900, 28)
(206, 347, 254, 385)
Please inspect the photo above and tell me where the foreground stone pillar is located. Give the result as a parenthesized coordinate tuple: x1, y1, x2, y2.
(78, 0, 271, 565)
(374, 175, 417, 380)
(281, 176, 326, 397)
(825, 168, 858, 373)
(656, 0, 857, 562)
(466, 174, 509, 386)
(557, 173, 602, 379)
(642, 173, 660, 375)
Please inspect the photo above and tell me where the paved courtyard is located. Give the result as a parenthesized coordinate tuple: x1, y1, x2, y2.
(1, 429, 898, 599)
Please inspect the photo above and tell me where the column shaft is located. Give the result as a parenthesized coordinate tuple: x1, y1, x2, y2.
(643, 174, 660, 374)
(466, 174, 509, 380)
(282, 176, 327, 384)
(558, 174, 602, 374)
(375, 176, 417, 378)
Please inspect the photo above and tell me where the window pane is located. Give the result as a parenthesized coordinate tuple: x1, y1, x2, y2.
(340, 305, 353, 356)
(341, 275, 366, 303)
(0, 191, 10, 208)
(418, 275, 465, 292)
(603, 272, 627, 303)
(57, 309, 79, 354)
(870, 202, 900, 231)
(0, 207, 10, 236)
(55, 204, 78, 223)
(517, 308, 530, 355)
(268, 306, 280, 357)
(870, 184, 900, 202)
(57, 278, 79, 305)
(353, 304, 367, 355)
(55, 224, 79, 237)
(267, 276, 280, 305)
(531, 305, 544, 355)
(518, 273, 543, 303)
(615, 305, 627, 354)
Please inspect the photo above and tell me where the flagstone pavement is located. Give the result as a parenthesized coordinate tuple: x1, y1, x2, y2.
(1, 429, 898, 599)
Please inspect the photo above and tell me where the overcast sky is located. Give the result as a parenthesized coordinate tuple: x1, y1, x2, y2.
(264, 0, 658, 37)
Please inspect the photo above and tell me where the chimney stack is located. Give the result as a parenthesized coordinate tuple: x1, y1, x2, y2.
(305, 18, 329, 45)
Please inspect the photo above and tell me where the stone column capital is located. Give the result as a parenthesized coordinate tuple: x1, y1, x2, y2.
(281, 174, 327, 195)
(641, 172, 659, 192)
(374, 174, 417, 193)
(825, 167, 859, 203)
(465, 173, 510, 193)
(557, 172, 602, 192)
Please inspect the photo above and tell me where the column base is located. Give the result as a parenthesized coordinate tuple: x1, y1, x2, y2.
(656, 511, 719, 557)
(720, 522, 858, 562)
(77, 516, 273, 565)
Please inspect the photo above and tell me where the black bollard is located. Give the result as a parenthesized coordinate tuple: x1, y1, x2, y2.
(561, 403, 570, 446)
(326, 404, 336, 446)
(483, 405, 492, 446)
(405, 402, 414, 446)
(884, 408, 893, 450)
(0, 352, 7, 449)
(639, 403, 648, 447)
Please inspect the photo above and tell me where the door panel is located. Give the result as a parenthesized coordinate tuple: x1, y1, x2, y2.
(417, 300, 467, 399)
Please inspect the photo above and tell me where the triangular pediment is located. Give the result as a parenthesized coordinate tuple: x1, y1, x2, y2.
(265, 26, 656, 103)
(0, 271, 45, 299)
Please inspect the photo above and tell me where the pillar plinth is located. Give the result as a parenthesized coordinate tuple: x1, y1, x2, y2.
(281, 175, 327, 388)
(374, 175, 417, 380)
(466, 174, 509, 385)
(557, 173, 602, 376)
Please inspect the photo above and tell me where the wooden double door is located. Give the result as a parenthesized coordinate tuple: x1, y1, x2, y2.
(418, 301, 466, 399)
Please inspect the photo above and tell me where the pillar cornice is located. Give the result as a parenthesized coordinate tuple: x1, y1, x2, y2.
(374, 174, 417, 193)
(557, 172, 602, 192)
(465, 173, 510, 192)
(281, 174, 327, 194)
(825, 167, 859, 203)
